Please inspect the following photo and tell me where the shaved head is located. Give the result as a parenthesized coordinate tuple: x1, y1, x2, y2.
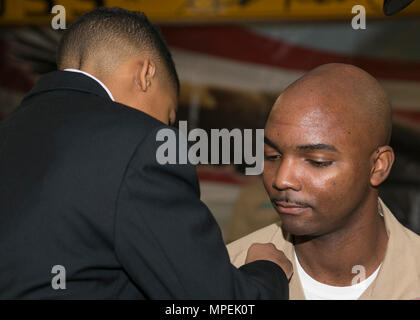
(272, 63, 392, 151)
(263, 63, 395, 238)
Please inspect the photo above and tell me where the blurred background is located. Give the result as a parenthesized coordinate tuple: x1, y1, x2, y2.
(1, 0, 419, 242)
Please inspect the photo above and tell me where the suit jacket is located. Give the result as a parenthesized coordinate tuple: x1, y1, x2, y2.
(0, 71, 288, 299)
(228, 198, 420, 300)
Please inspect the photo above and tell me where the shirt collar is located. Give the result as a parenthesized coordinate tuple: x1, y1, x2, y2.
(284, 198, 420, 300)
(63, 69, 115, 101)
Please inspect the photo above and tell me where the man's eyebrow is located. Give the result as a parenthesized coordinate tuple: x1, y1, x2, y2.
(296, 144, 339, 152)
(264, 137, 339, 153)
(264, 136, 278, 149)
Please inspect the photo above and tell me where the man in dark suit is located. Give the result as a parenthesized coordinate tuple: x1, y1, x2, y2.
(0, 7, 291, 299)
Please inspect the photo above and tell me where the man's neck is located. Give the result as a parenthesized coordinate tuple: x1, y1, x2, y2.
(293, 199, 388, 287)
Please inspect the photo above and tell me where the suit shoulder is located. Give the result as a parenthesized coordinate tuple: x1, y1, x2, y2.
(105, 101, 166, 133)
(71, 97, 169, 148)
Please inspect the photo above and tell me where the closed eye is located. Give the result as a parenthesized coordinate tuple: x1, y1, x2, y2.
(308, 160, 333, 167)
(264, 154, 282, 161)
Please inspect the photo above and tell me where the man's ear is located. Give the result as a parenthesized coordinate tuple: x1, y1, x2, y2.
(370, 145, 395, 187)
(137, 59, 156, 92)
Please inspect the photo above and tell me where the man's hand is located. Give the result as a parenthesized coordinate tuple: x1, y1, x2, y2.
(245, 243, 293, 280)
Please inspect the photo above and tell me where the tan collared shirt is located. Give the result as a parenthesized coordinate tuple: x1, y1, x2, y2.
(227, 198, 420, 300)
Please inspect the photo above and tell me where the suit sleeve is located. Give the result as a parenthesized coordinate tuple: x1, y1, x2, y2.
(114, 126, 289, 299)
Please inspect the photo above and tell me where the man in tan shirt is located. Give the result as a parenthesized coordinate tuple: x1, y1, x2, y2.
(227, 63, 420, 300)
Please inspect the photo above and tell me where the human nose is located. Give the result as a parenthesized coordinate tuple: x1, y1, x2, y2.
(272, 157, 301, 191)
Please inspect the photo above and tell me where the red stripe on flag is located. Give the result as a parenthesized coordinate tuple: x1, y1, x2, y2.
(161, 25, 420, 81)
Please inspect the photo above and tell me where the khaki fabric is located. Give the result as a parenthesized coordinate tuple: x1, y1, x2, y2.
(227, 198, 420, 300)
(226, 179, 279, 243)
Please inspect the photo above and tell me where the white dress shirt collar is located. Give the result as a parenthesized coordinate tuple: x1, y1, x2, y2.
(63, 68, 115, 101)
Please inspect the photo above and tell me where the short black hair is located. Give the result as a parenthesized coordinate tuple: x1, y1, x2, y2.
(57, 7, 179, 94)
